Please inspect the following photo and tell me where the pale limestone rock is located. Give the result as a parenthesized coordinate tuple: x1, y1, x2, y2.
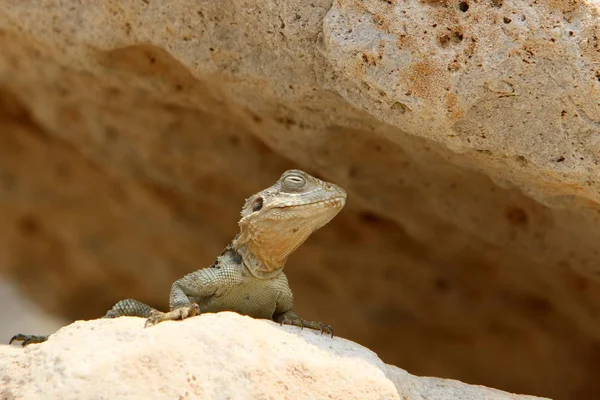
(0, 1, 599, 399)
(0, 313, 548, 400)
(321, 0, 600, 204)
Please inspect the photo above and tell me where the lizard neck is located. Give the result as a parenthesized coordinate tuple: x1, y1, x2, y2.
(232, 220, 317, 277)
(230, 234, 286, 279)
(217, 241, 282, 279)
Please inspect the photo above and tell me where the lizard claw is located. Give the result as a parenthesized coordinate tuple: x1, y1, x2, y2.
(144, 310, 163, 328)
(304, 321, 333, 338)
(319, 323, 334, 338)
(277, 315, 334, 338)
(9, 334, 49, 347)
(144, 303, 200, 328)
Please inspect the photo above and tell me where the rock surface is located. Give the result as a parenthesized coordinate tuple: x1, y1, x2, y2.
(323, 0, 600, 202)
(0, 313, 548, 400)
(0, 1, 600, 399)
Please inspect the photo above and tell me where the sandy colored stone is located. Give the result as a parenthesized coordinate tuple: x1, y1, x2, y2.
(323, 0, 600, 198)
(0, 313, 548, 400)
(0, 1, 599, 399)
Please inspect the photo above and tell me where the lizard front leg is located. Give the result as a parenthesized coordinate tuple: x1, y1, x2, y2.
(274, 310, 334, 338)
(273, 284, 333, 337)
(144, 303, 200, 327)
(144, 267, 223, 327)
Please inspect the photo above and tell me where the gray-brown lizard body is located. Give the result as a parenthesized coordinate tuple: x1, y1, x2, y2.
(10, 169, 346, 346)
(105, 243, 297, 323)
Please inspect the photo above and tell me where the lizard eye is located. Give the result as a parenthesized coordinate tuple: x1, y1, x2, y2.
(282, 174, 306, 191)
(251, 197, 263, 212)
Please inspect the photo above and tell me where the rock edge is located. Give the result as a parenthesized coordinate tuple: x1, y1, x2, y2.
(0, 313, 549, 400)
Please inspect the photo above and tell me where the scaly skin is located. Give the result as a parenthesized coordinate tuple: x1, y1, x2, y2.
(10, 169, 346, 346)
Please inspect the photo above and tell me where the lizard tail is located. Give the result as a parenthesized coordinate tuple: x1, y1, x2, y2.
(103, 298, 155, 318)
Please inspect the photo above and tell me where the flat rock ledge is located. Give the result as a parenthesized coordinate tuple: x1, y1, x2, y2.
(0, 312, 548, 400)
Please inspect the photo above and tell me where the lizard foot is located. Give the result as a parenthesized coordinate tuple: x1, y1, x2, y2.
(9, 334, 49, 347)
(144, 303, 200, 328)
(277, 315, 334, 338)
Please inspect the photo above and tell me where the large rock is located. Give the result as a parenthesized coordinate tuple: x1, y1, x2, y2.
(323, 0, 600, 198)
(0, 1, 599, 399)
(0, 313, 548, 400)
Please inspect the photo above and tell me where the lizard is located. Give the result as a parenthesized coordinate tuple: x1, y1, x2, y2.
(9, 169, 346, 346)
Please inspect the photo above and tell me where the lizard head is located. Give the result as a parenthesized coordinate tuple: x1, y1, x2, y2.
(233, 169, 346, 277)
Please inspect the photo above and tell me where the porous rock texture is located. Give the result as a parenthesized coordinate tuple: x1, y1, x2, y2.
(0, 0, 599, 399)
(0, 313, 548, 400)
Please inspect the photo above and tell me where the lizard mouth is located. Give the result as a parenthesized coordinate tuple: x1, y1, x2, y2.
(278, 196, 346, 210)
